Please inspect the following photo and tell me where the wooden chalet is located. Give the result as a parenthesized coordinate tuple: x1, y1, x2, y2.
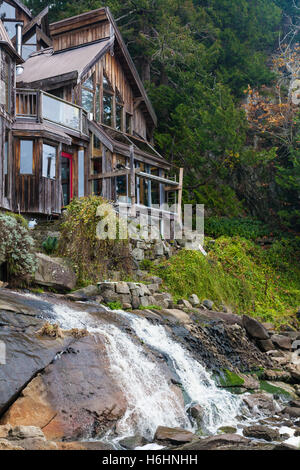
(0, 2, 182, 231)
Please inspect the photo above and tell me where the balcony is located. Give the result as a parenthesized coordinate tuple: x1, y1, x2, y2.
(16, 89, 88, 136)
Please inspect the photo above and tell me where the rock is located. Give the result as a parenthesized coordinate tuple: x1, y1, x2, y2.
(152, 293, 170, 309)
(0, 289, 38, 316)
(119, 435, 148, 450)
(188, 294, 200, 307)
(256, 339, 275, 352)
(176, 434, 250, 450)
(281, 407, 300, 418)
(115, 282, 130, 295)
(9, 425, 45, 440)
(34, 253, 76, 291)
(177, 299, 193, 309)
(0, 311, 74, 416)
(262, 322, 275, 332)
(0, 424, 12, 438)
(0, 439, 24, 450)
(242, 393, 276, 416)
(0, 334, 127, 440)
(56, 441, 114, 450)
(131, 296, 141, 309)
(263, 369, 291, 382)
(139, 296, 150, 307)
(122, 303, 132, 310)
(146, 276, 163, 285)
(66, 285, 98, 301)
(264, 381, 298, 399)
(138, 284, 151, 296)
(242, 315, 269, 340)
(132, 248, 144, 261)
(289, 399, 300, 407)
(188, 404, 205, 426)
(159, 309, 191, 324)
(271, 334, 292, 351)
(154, 426, 195, 444)
(147, 284, 160, 294)
(273, 442, 298, 450)
(240, 374, 260, 390)
(218, 426, 237, 434)
(203, 299, 214, 310)
(243, 425, 280, 441)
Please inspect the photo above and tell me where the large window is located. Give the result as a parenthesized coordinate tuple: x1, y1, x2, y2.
(78, 149, 85, 197)
(2, 55, 12, 114)
(116, 90, 123, 131)
(4, 134, 8, 197)
(126, 113, 132, 134)
(82, 75, 95, 114)
(22, 33, 37, 60)
(42, 144, 56, 179)
(102, 73, 113, 127)
(20, 140, 33, 174)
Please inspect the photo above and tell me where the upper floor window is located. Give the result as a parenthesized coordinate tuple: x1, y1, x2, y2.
(126, 113, 132, 134)
(22, 33, 37, 60)
(0, 2, 16, 18)
(102, 72, 113, 127)
(116, 89, 123, 132)
(20, 140, 33, 174)
(42, 144, 56, 179)
(82, 75, 95, 114)
(4, 132, 9, 198)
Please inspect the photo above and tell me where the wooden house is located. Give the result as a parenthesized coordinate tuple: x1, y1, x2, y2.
(0, 2, 182, 231)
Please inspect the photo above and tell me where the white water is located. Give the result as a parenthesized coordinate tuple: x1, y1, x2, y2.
(120, 312, 243, 434)
(22, 293, 243, 439)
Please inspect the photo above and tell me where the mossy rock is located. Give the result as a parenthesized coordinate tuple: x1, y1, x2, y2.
(218, 369, 245, 388)
(259, 380, 293, 399)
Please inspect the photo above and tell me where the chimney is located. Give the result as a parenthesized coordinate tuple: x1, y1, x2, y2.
(15, 23, 23, 56)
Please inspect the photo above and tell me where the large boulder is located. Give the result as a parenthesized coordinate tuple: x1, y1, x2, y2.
(0, 310, 74, 416)
(34, 253, 76, 291)
(243, 425, 280, 441)
(154, 426, 195, 444)
(242, 315, 269, 340)
(271, 334, 292, 351)
(1, 334, 127, 440)
(175, 433, 252, 450)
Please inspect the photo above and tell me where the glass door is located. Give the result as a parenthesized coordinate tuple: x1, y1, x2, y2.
(61, 152, 73, 207)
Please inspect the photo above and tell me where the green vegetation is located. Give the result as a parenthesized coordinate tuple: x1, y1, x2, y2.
(259, 380, 292, 399)
(107, 301, 123, 310)
(42, 236, 58, 255)
(59, 196, 132, 285)
(0, 213, 36, 283)
(154, 237, 300, 327)
(205, 217, 279, 240)
(218, 369, 245, 387)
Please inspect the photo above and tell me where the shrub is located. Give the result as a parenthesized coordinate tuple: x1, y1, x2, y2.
(5, 212, 28, 229)
(153, 236, 300, 327)
(59, 196, 133, 285)
(0, 213, 36, 283)
(205, 216, 277, 240)
(107, 301, 123, 310)
(42, 236, 58, 255)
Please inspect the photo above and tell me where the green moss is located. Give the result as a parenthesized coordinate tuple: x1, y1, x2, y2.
(218, 369, 245, 387)
(106, 301, 123, 310)
(259, 380, 292, 398)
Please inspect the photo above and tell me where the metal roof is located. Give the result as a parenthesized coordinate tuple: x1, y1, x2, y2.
(17, 38, 111, 85)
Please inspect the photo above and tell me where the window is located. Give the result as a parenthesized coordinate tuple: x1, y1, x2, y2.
(81, 75, 95, 114)
(151, 167, 160, 205)
(20, 140, 33, 174)
(91, 134, 102, 175)
(126, 113, 132, 134)
(93, 179, 102, 196)
(78, 150, 85, 197)
(116, 90, 123, 131)
(0, 2, 16, 18)
(95, 84, 100, 122)
(4, 134, 8, 197)
(22, 33, 37, 60)
(102, 73, 113, 127)
(2, 55, 11, 114)
(42, 144, 56, 179)
(103, 92, 112, 126)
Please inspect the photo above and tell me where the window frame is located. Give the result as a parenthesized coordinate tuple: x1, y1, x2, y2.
(19, 139, 34, 175)
(42, 142, 57, 180)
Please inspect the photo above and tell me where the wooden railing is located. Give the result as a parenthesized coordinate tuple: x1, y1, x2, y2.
(16, 89, 88, 135)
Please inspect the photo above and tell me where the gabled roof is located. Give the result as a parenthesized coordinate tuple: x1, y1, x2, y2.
(0, 20, 23, 63)
(50, 7, 157, 127)
(11, 6, 51, 44)
(17, 38, 111, 87)
(9, 0, 32, 19)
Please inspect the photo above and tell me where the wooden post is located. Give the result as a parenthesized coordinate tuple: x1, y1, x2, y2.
(129, 145, 136, 212)
(177, 167, 183, 222)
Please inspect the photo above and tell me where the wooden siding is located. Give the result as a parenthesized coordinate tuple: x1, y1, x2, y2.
(52, 21, 110, 52)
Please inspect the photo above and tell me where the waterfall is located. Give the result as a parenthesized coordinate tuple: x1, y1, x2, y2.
(23, 293, 243, 440)
(118, 311, 242, 434)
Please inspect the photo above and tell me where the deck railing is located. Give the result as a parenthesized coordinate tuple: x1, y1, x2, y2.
(16, 89, 88, 135)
